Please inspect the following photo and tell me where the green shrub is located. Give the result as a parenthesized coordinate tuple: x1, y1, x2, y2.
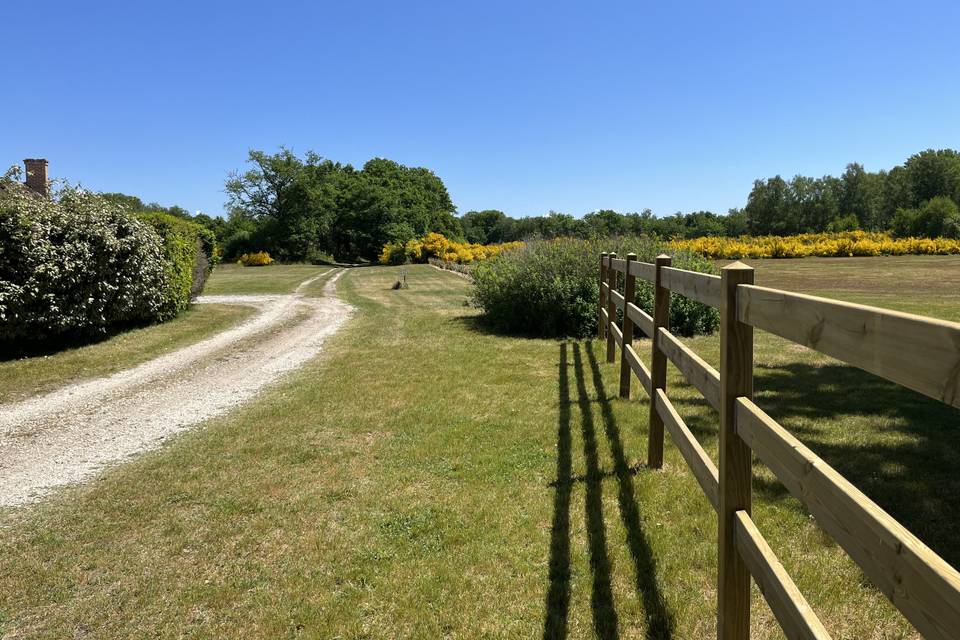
(137, 212, 215, 319)
(470, 236, 719, 338)
(892, 196, 960, 239)
(0, 183, 168, 341)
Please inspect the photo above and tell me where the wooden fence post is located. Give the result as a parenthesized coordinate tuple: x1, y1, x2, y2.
(647, 254, 671, 468)
(598, 252, 608, 340)
(619, 253, 637, 398)
(606, 252, 618, 363)
(718, 261, 754, 640)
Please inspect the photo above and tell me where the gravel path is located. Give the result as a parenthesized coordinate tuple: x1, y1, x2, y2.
(0, 269, 353, 507)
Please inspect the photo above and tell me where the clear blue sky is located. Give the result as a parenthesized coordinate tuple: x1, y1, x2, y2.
(4, 0, 959, 219)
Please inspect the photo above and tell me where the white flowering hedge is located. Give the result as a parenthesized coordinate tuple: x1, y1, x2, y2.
(0, 181, 174, 341)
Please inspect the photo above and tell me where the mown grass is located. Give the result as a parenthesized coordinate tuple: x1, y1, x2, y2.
(201, 263, 333, 295)
(0, 258, 957, 638)
(0, 304, 254, 404)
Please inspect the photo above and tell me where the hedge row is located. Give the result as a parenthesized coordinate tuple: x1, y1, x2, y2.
(0, 182, 213, 342)
(137, 212, 215, 320)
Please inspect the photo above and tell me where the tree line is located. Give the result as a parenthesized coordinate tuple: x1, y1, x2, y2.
(461, 149, 960, 243)
(105, 147, 960, 263)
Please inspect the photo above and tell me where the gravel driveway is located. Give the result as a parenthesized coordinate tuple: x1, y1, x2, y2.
(0, 269, 352, 507)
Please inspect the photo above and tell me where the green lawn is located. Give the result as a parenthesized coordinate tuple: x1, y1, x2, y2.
(1, 258, 957, 638)
(0, 304, 254, 405)
(201, 263, 333, 295)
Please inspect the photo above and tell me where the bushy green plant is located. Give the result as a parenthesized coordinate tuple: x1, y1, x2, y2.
(0, 183, 169, 341)
(470, 236, 719, 338)
(137, 212, 215, 320)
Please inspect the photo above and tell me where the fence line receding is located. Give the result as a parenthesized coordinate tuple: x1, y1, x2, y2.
(596, 251, 960, 640)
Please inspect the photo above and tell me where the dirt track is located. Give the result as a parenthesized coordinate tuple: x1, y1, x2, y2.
(0, 270, 352, 508)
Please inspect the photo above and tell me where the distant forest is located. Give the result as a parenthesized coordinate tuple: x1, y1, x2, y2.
(107, 148, 960, 262)
(459, 148, 960, 244)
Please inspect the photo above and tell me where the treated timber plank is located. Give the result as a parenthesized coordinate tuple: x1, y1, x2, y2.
(620, 253, 638, 399)
(719, 261, 754, 640)
(598, 253, 607, 340)
(648, 255, 672, 469)
(657, 328, 721, 411)
(610, 257, 628, 273)
(626, 302, 654, 338)
(736, 398, 960, 640)
(611, 322, 623, 347)
(629, 260, 656, 283)
(606, 253, 618, 363)
(733, 511, 833, 640)
(654, 389, 719, 511)
(662, 266, 722, 309)
(610, 289, 625, 310)
(737, 285, 960, 409)
(625, 344, 652, 395)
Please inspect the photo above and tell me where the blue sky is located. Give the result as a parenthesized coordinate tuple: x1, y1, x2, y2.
(4, 0, 959, 218)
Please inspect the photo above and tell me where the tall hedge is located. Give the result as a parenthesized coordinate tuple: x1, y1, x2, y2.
(0, 183, 214, 342)
(0, 184, 168, 341)
(470, 236, 719, 338)
(137, 212, 215, 320)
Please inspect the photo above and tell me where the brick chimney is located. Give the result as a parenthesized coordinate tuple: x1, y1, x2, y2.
(24, 158, 49, 197)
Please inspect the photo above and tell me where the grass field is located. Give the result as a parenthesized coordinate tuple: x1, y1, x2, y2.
(0, 304, 254, 405)
(201, 264, 334, 295)
(1, 256, 958, 638)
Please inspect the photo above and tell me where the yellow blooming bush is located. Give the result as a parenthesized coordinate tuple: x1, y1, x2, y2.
(237, 251, 274, 266)
(379, 233, 524, 265)
(671, 231, 960, 260)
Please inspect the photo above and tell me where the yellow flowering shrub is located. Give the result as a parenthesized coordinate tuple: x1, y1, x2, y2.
(671, 231, 960, 259)
(237, 251, 274, 266)
(379, 233, 524, 265)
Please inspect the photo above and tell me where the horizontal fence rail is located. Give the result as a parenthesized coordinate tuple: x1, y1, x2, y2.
(595, 253, 960, 640)
(737, 285, 960, 409)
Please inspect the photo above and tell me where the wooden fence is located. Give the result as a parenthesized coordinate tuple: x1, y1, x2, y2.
(597, 251, 960, 640)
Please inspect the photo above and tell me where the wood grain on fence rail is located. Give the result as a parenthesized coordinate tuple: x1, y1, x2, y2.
(654, 388, 719, 511)
(610, 257, 627, 273)
(661, 266, 722, 309)
(733, 511, 832, 640)
(657, 328, 721, 411)
(629, 260, 656, 283)
(624, 343, 652, 395)
(611, 322, 623, 347)
(626, 302, 654, 338)
(737, 285, 960, 409)
(609, 289, 625, 310)
(735, 397, 960, 640)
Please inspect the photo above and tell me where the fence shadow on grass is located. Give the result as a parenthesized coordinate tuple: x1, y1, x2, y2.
(542, 341, 674, 640)
(750, 360, 960, 567)
(656, 356, 960, 568)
